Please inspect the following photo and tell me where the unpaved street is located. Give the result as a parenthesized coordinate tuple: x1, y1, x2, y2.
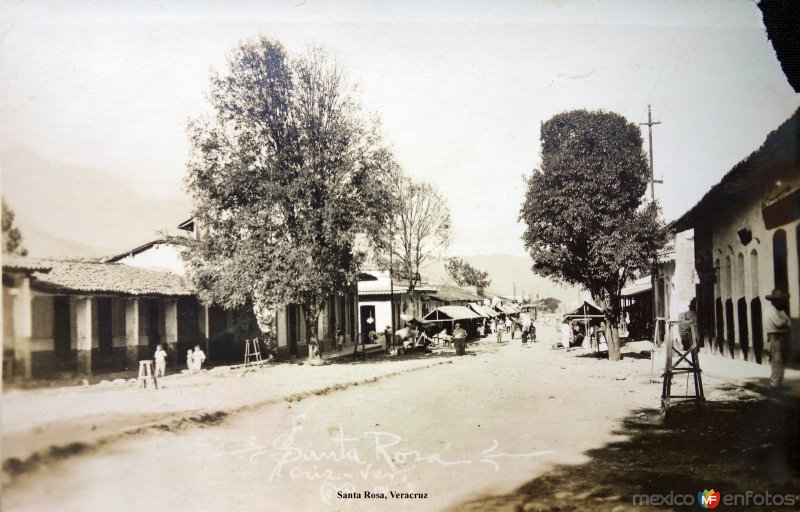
(2, 332, 797, 512)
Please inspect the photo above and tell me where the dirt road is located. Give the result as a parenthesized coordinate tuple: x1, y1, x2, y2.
(3, 332, 797, 512)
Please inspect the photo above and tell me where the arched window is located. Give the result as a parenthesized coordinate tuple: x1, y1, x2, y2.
(750, 249, 759, 297)
(736, 253, 745, 298)
(724, 256, 732, 298)
(749, 248, 763, 363)
(714, 258, 721, 298)
(773, 229, 788, 294)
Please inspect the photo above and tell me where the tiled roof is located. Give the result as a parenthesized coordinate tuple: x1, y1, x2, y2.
(427, 284, 483, 302)
(673, 107, 799, 232)
(2, 255, 52, 272)
(359, 277, 438, 295)
(31, 259, 194, 296)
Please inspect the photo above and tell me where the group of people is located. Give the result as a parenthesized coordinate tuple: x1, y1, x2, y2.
(489, 315, 536, 345)
(151, 343, 206, 378)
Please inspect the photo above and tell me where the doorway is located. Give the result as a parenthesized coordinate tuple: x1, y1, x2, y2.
(53, 296, 71, 364)
(287, 304, 300, 358)
(360, 305, 376, 344)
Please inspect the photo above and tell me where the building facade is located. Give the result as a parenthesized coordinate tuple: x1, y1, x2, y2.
(674, 108, 799, 364)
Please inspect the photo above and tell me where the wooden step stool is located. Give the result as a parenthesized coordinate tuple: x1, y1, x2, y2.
(138, 360, 158, 389)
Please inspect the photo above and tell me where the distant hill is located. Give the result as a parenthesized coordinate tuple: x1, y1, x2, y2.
(422, 254, 582, 306)
(1, 147, 191, 257)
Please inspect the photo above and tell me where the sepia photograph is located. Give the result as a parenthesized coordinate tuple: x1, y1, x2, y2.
(1, 1, 798, 510)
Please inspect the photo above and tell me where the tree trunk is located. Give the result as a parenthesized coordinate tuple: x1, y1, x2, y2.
(607, 321, 621, 361)
(303, 304, 325, 366)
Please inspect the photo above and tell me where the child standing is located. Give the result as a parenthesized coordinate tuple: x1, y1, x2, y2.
(186, 348, 194, 371)
(192, 345, 206, 372)
(336, 327, 344, 351)
(154, 344, 167, 378)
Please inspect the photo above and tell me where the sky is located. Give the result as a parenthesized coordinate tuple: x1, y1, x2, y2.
(1, 0, 798, 257)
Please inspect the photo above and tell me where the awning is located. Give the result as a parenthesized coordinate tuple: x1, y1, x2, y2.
(563, 301, 604, 318)
(621, 281, 652, 297)
(467, 303, 496, 318)
(423, 306, 483, 322)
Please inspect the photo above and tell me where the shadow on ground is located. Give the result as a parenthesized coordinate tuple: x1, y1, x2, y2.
(447, 393, 799, 512)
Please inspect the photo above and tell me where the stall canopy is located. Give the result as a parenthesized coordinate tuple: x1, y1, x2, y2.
(494, 303, 519, 315)
(468, 303, 497, 318)
(423, 305, 483, 322)
(563, 301, 605, 318)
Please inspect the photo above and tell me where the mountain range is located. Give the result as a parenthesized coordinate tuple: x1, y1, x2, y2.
(1, 147, 190, 257)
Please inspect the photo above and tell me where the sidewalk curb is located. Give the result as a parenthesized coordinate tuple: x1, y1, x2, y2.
(2, 358, 452, 483)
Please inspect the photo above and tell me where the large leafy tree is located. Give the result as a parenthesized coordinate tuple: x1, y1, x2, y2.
(520, 109, 666, 361)
(445, 257, 490, 288)
(184, 38, 394, 364)
(2, 199, 27, 256)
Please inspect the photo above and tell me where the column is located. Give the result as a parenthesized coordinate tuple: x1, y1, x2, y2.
(198, 305, 210, 339)
(12, 276, 33, 378)
(164, 299, 178, 360)
(75, 297, 93, 375)
(198, 304, 210, 358)
(125, 298, 140, 369)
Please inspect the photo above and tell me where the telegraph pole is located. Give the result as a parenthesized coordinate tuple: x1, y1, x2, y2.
(639, 104, 662, 200)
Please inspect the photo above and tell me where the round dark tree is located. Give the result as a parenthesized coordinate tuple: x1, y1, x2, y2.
(520, 109, 667, 361)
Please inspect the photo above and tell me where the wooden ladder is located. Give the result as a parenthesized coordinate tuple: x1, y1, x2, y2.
(660, 320, 705, 418)
(243, 338, 263, 365)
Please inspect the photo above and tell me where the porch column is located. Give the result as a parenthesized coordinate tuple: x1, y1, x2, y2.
(164, 299, 178, 361)
(125, 298, 140, 370)
(198, 304, 210, 358)
(75, 297, 93, 375)
(12, 276, 33, 378)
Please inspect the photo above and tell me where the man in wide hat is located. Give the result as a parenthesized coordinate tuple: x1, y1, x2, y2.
(764, 288, 791, 388)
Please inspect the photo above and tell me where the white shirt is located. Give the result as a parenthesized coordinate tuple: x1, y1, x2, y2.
(192, 349, 206, 364)
(764, 302, 790, 334)
(560, 323, 571, 341)
(154, 349, 167, 363)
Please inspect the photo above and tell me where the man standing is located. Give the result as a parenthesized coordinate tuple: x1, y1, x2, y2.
(764, 288, 791, 388)
(560, 319, 571, 351)
(453, 323, 468, 356)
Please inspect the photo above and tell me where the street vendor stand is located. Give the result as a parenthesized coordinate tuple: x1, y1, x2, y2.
(562, 301, 606, 353)
(423, 306, 483, 345)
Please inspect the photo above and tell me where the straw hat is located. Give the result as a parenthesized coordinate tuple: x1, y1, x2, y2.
(765, 288, 789, 301)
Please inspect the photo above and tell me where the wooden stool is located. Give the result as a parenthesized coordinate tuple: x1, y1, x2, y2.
(138, 360, 158, 389)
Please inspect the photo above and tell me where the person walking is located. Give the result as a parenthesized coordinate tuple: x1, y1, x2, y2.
(453, 323, 468, 356)
(154, 344, 168, 378)
(521, 315, 532, 347)
(764, 288, 791, 388)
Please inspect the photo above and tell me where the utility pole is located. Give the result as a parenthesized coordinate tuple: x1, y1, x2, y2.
(639, 104, 662, 200)
(388, 225, 395, 357)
